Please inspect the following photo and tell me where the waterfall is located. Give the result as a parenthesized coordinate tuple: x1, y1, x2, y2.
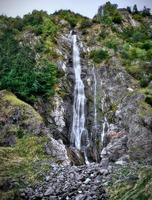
(101, 97, 109, 143)
(92, 66, 97, 128)
(71, 34, 87, 151)
(101, 117, 109, 142)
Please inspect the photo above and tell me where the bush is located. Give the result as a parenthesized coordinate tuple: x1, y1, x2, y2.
(122, 44, 146, 60)
(132, 14, 143, 22)
(128, 47, 146, 60)
(147, 49, 152, 60)
(145, 96, 152, 106)
(90, 49, 109, 63)
(140, 40, 152, 50)
(80, 19, 93, 29)
(125, 65, 143, 79)
(42, 17, 58, 39)
(140, 75, 152, 87)
(105, 38, 120, 51)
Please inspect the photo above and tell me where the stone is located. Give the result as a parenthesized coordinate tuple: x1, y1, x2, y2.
(46, 138, 70, 166)
(44, 187, 54, 196)
(84, 178, 91, 184)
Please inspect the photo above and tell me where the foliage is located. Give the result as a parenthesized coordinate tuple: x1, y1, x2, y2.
(107, 166, 152, 200)
(105, 37, 120, 51)
(42, 16, 58, 39)
(53, 9, 88, 28)
(118, 22, 152, 85)
(97, 1, 122, 25)
(133, 4, 138, 14)
(121, 26, 148, 43)
(145, 96, 152, 106)
(90, 49, 109, 63)
(142, 6, 151, 17)
(0, 23, 58, 103)
(79, 19, 93, 29)
(127, 6, 132, 14)
(140, 75, 152, 87)
(132, 14, 143, 22)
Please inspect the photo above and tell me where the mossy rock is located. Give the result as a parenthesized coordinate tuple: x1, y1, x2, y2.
(0, 90, 46, 146)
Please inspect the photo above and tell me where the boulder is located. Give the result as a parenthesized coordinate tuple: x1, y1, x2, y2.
(46, 138, 70, 166)
(0, 90, 46, 146)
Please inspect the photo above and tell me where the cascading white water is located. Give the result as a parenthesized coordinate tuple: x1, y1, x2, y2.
(92, 66, 97, 128)
(71, 34, 87, 150)
(101, 96, 109, 143)
(101, 117, 109, 142)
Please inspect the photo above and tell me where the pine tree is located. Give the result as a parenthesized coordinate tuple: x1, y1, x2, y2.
(127, 6, 132, 14)
(142, 6, 151, 17)
(133, 4, 138, 14)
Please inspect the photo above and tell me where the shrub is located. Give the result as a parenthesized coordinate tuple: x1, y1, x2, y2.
(105, 38, 120, 51)
(125, 65, 143, 79)
(140, 40, 152, 50)
(80, 19, 93, 29)
(132, 14, 143, 22)
(128, 47, 146, 60)
(147, 49, 152, 60)
(140, 75, 152, 87)
(145, 96, 152, 106)
(42, 17, 58, 39)
(122, 44, 146, 60)
(90, 49, 109, 63)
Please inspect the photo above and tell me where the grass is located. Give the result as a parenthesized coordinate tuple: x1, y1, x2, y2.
(108, 167, 152, 200)
(0, 135, 52, 199)
(0, 135, 51, 182)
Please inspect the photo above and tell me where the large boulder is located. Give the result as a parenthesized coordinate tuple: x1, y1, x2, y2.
(0, 90, 46, 146)
(46, 137, 70, 166)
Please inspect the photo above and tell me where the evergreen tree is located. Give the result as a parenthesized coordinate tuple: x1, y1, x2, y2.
(142, 6, 151, 17)
(133, 4, 138, 14)
(127, 6, 132, 14)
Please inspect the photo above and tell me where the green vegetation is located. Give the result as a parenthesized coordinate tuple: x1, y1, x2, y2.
(119, 25, 152, 86)
(90, 49, 109, 63)
(79, 18, 93, 29)
(108, 166, 152, 200)
(0, 135, 51, 199)
(97, 2, 122, 25)
(53, 9, 88, 28)
(0, 12, 58, 103)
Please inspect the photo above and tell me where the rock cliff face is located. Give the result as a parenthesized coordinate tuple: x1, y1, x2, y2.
(42, 29, 152, 165)
(28, 22, 152, 166)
